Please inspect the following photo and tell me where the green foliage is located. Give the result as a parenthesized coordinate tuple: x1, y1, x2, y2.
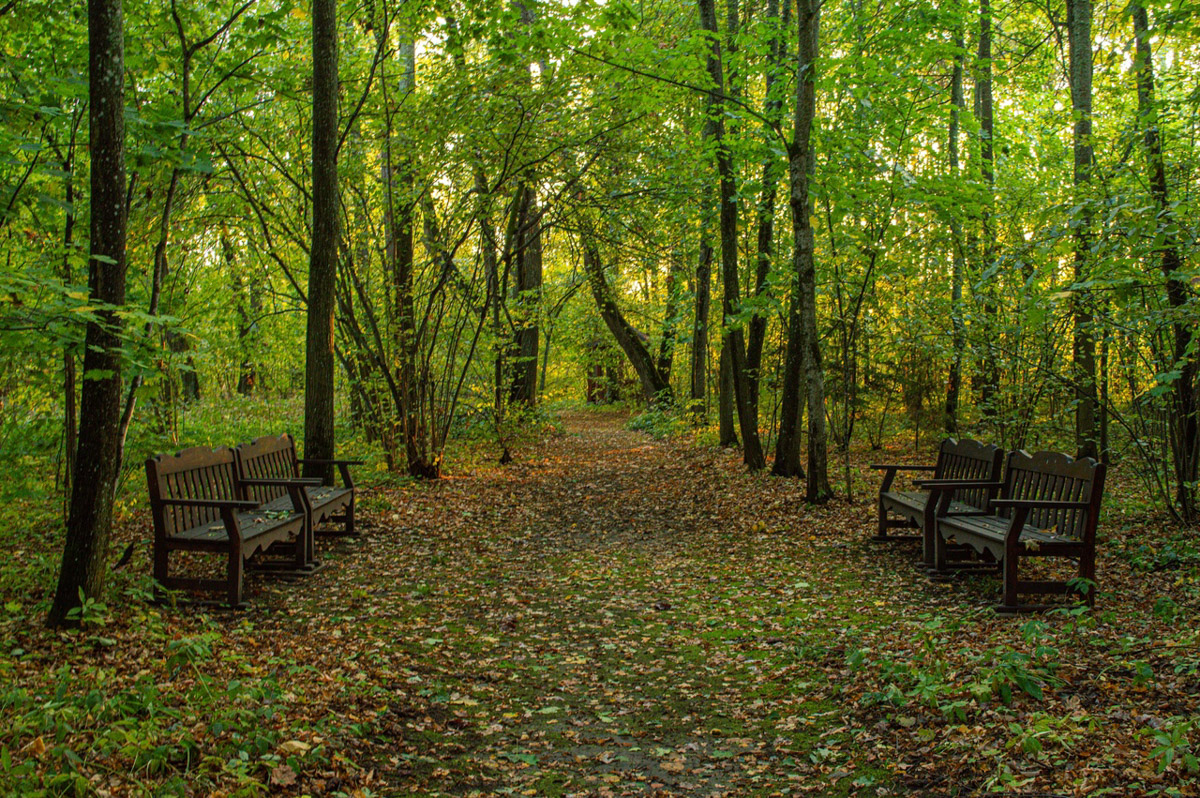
(626, 406, 689, 439)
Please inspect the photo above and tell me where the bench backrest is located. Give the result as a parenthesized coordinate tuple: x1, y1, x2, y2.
(145, 446, 240, 538)
(935, 438, 1004, 509)
(234, 434, 299, 505)
(1000, 450, 1106, 542)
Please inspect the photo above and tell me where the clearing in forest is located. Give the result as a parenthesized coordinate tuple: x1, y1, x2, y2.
(4, 411, 1196, 797)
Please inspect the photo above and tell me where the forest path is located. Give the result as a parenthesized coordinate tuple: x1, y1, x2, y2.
(251, 411, 1178, 797)
(272, 409, 893, 796)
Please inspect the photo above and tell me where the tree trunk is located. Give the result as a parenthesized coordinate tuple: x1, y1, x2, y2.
(698, 0, 765, 469)
(1067, 0, 1098, 460)
(48, 0, 128, 627)
(775, 0, 830, 501)
(59, 138, 78, 509)
(747, 0, 789, 414)
(583, 236, 672, 402)
(1133, 0, 1196, 520)
(509, 2, 544, 407)
(719, 341, 738, 446)
(509, 183, 543, 405)
(975, 0, 999, 422)
(657, 248, 683, 380)
(303, 0, 339, 478)
(690, 188, 715, 416)
(944, 30, 966, 434)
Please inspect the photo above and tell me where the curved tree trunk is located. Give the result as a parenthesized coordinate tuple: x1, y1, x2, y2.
(582, 236, 672, 403)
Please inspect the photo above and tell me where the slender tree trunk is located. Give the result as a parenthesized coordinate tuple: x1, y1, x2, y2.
(775, 0, 830, 501)
(690, 188, 715, 416)
(1068, 0, 1098, 460)
(747, 0, 789, 414)
(944, 30, 966, 433)
(509, 2, 544, 407)
(698, 0, 765, 468)
(719, 341, 738, 446)
(975, 0, 999, 423)
(509, 183, 543, 405)
(49, 0, 128, 627)
(303, 0, 339, 477)
(1133, 0, 1196, 520)
(60, 142, 78, 509)
(657, 248, 683, 379)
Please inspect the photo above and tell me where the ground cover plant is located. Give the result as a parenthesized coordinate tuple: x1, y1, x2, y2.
(3, 410, 1198, 797)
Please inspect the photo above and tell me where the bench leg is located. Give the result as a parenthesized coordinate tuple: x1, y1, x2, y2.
(227, 546, 244, 608)
(345, 494, 355, 536)
(1078, 551, 1097, 607)
(153, 542, 170, 603)
(876, 499, 888, 538)
(999, 538, 1020, 613)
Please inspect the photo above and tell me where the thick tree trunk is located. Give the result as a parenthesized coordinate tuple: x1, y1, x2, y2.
(303, 0, 339, 478)
(698, 0, 765, 469)
(48, 0, 128, 627)
(1067, 0, 1098, 460)
(583, 237, 672, 402)
(944, 31, 966, 434)
(1133, 0, 1196, 521)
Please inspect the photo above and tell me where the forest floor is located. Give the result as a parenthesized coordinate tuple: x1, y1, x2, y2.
(3, 409, 1200, 797)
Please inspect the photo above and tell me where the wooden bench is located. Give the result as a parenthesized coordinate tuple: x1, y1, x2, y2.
(871, 438, 1003, 568)
(930, 450, 1106, 613)
(234, 434, 360, 549)
(146, 445, 310, 607)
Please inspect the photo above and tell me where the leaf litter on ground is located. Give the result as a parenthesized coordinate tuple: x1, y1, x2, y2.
(1, 410, 1198, 796)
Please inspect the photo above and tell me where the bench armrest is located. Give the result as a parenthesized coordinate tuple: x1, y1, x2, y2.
(158, 498, 259, 510)
(240, 477, 324, 487)
(298, 458, 360, 489)
(991, 498, 1091, 510)
(913, 479, 1004, 490)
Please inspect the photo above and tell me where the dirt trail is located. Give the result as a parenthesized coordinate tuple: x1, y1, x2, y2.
(281, 410, 859, 796)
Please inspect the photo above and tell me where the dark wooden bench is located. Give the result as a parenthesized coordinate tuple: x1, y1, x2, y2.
(871, 438, 1003, 568)
(234, 434, 360, 548)
(146, 445, 309, 607)
(930, 450, 1106, 613)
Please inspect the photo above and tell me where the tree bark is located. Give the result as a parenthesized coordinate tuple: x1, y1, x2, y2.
(583, 236, 672, 402)
(1067, 0, 1098, 460)
(944, 30, 966, 434)
(747, 0, 789, 414)
(690, 188, 715, 416)
(698, 0, 765, 469)
(975, 0, 999, 422)
(719, 341, 738, 446)
(774, 0, 830, 501)
(303, 0, 339, 478)
(48, 0, 128, 627)
(1133, 0, 1196, 520)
